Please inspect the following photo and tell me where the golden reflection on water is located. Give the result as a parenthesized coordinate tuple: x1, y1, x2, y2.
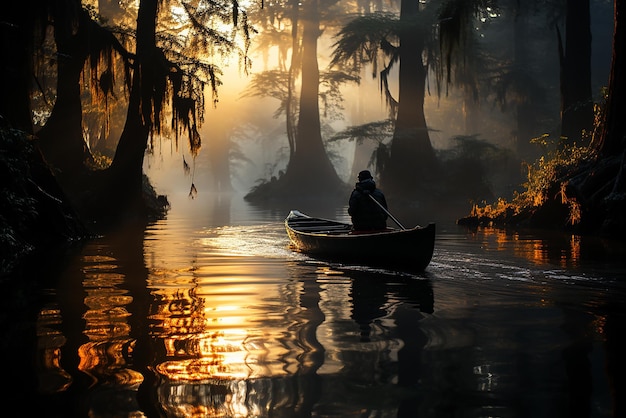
(468, 226, 583, 268)
(79, 252, 142, 388)
(141, 221, 317, 415)
(148, 269, 305, 381)
(36, 242, 145, 406)
(36, 305, 72, 394)
(33, 213, 623, 417)
(34, 221, 311, 415)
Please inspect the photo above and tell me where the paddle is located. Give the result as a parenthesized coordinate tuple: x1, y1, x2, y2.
(368, 194, 406, 230)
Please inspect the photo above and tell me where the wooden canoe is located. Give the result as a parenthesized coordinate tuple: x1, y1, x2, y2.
(285, 210, 435, 271)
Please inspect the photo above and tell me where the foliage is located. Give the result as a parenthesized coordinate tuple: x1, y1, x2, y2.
(469, 135, 596, 225)
(440, 134, 502, 161)
(319, 71, 359, 121)
(330, 2, 499, 112)
(329, 119, 394, 144)
(0, 128, 86, 275)
(86, 151, 113, 170)
(437, 0, 497, 89)
(329, 119, 394, 174)
(42, 0, 254, 160)
(524, 135, 595, 202)
(330, 12, 401, 73)
(0, 130, 38, 272)
(241, 70, 291, 119)
(242, 69, 357, 125)
(330, 12, 408, 113)
(438, 135, 517, 204)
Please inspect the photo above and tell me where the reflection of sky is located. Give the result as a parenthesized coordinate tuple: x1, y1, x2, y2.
(32, 191, 625, 417)
(144, 214, 307, 377)
(142, 215, 321, 414)
(138, 203, 414, 415)
(148, 259, 308, 381)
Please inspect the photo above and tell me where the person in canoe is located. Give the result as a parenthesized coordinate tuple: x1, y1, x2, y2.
(348, 170, 389, 231)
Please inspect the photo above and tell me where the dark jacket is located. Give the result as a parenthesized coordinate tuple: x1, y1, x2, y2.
(348, 178, 388, 230)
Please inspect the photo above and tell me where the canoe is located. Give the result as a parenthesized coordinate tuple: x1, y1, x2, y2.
(285, 210, 435, 271)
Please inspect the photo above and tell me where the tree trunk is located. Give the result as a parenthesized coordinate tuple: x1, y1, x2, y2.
(569, 0, 626, 236)
(559, 0, 594, 145)
(597, 0, 626, 236)
(349, 78, 378, 182)
(108, 0, 159, 207)
(595, 0, 626, 158)
(512, 2, 541, 161)
(286, 0, 300, 160)
(383, 0, 438, 195)
(36, 5, 92, 176)
(283, 0, 342, 195)
(206, 117, 234, 192)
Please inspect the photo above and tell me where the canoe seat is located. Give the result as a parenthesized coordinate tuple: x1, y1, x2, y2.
(293, 224, 351, 231)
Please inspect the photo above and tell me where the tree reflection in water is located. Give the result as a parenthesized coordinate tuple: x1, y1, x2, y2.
(19, 211, 626, 417)
(30, 217, 437, 417)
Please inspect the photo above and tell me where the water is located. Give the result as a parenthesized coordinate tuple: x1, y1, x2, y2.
(2, 191, 626, 417)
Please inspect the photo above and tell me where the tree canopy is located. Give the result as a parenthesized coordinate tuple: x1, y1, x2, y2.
(1, 0, 624, 254)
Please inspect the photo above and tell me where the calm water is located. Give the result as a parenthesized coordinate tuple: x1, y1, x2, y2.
(3, 191, 626, 417)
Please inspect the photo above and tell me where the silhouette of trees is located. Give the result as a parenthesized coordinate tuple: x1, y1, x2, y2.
(593, 0, 625, 160)
(1, 0, 622, 237)
(104, 0, 251, 215)
(0, 0, 45, 133)
(331, 0, 498, 196)
(2, 0, 251, 225)
(244, 0, 356, 200)
(558, 0, 594, 146)
(459, 0, 625, 237)
(36, 1, 130, 175)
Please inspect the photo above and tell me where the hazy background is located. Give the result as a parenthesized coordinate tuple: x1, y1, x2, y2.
(122, 1, 614, 215)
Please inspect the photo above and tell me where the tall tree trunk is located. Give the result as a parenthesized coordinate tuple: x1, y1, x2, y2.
(559, 0, 594, 145)
(208, 144, 234, 192)
(108, 0, 159, 208)
(283, 0, 342, 195)
(206, 115, 234, 192)
(286, 0, 300, 161)
(594, 0, 626, 158)
(383, 0, 438, 195)
(512, 1, 541, 160)
(581, 0, 625, 235)
(349, 75, 377, 182)
(36, 2, 93, 175)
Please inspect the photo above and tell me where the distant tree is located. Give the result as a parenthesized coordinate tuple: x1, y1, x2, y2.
(484, 0, 557, 160)
(244, 0, 356, 200)
(331, 0, 497, 197)
(558, 0, 594, 146)
(280, 0, 345, 194)
(460, 0, 625, 236)
(246, 0, 299, 157)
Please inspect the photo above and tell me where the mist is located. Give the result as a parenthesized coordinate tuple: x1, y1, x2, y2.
(134, 0, 612, 219)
